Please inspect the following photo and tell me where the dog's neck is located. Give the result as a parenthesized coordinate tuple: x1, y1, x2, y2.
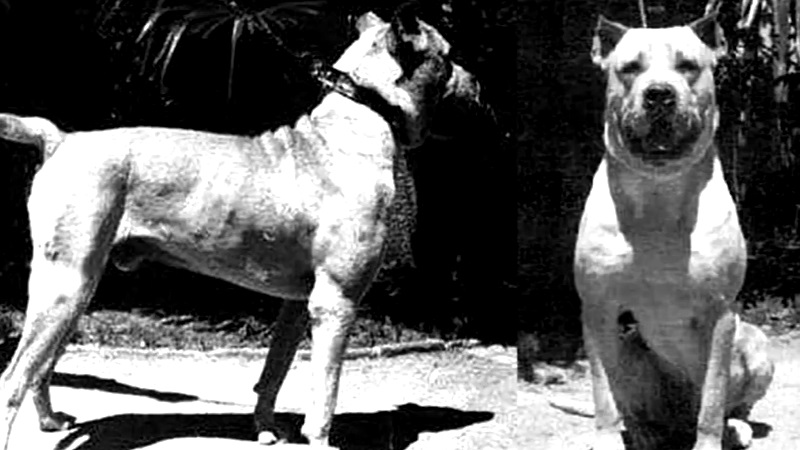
(311, 63, 405, 135)
(606, 144, 717, 237)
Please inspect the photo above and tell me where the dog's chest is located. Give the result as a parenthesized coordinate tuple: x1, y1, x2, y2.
(574, 160, 747, 309)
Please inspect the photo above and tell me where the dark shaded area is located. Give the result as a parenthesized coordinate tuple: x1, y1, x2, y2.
(0, 336, 18, 372)
(55, 404, 494, 450)
(51, 372, 198, 403)
(0, 0, 516, 344)
(750, 421, 773, 439)
(2, 340, 211, 401)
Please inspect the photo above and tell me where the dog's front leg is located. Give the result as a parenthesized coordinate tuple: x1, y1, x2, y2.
(693, 309, 737, 450)
(253, 300, 309, 444)
(301, 268, 357, 448)
(582, 319, 625, 450)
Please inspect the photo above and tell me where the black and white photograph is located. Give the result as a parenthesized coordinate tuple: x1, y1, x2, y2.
(0, 0, 796, 449)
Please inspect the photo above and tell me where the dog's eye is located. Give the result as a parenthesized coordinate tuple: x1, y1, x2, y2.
(676, 59, 699, 73)
(619, 61, 642, 75)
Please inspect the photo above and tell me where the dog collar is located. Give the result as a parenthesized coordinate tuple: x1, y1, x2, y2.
(310, 62, 405, 132)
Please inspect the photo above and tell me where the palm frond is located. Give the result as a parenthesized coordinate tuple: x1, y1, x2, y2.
(252, 13, 294, 53)
(139, 6, 222, 41)
(268, 17, 289, 30)
(772, 0, 790, 102)
(158, 22, 188, 85)
(137, 10, 168, 42)
(270, 14, 300, 28)
(261, 0, 325, 16)
(738, 0, 761, 29)
(228, 16, 245, 100)
(117, 0, 327, 100)
(197, 15, 234, 39)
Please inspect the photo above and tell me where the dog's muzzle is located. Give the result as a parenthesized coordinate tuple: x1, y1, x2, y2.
(429, 62, 493, 140)
(446, 63, 482, 108)
(617, 84, 704, 166)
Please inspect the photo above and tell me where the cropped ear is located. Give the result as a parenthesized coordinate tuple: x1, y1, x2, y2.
(388, 4, 429, 76)
(392, 2, 435, 54)
(392, 2, 421, 36)
(355, 11, 385, 34)
(591, 15, 628, 67)
(689, 12, 728, 57)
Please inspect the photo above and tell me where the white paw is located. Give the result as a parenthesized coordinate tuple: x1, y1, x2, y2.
(256, 430, 282, 445)
(726, 418, 753, 449)
(39, 411, 77, 432)
(590, 431, 626, 450)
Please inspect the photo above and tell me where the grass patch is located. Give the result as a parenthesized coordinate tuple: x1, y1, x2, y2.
(0, 307, 439, 351)
(739, 291, 800, 336)
(0, 296, 795, 353)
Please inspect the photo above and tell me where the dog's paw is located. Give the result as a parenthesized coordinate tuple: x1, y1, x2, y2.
(588, 431, 626, 450)
(725, 418, 753, 449)
(256, 430, 286, 445)
(38, 411, 77, 432)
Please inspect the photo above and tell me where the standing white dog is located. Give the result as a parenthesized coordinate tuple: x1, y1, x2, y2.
(0, 8, 482, 449)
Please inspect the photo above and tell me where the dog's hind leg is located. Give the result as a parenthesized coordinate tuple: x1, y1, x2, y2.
(253, 299, 309, 444)
(30, 323, 77, 431)
(0, 256, 105, 447)
(0, 162, 125, 449)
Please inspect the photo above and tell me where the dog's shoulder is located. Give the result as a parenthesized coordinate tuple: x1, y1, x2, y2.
(256, 118, 334, 171)
(688, 157, 746, 277)
(575, 158, 633, 276)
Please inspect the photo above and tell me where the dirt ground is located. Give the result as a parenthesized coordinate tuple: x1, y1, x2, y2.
(5, 331, 799, 450)
(519, 330, 800, 450)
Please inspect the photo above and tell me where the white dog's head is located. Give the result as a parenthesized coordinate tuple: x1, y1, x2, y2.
(333, 8, 482, 148)
(591, 13, 727, 176)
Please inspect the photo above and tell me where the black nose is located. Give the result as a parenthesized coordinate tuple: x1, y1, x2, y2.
(643, 85, 677, 110)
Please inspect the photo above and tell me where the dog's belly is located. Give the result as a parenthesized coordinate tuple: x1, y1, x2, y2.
(113, 217, 316, 300)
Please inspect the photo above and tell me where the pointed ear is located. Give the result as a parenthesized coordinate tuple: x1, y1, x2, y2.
(392, 3, 421, 36)
(689, 13, 728, 57)
(591, 15, 628, 67)
(355, 11, 385, 34)
(391, 5, 429, 53)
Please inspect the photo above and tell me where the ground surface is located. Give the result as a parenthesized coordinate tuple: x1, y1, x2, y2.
(4, 331, 799, 450)
(519, 331, 800, 450)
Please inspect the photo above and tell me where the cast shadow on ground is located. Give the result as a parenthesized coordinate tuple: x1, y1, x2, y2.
(750, 421, 773, 439)
(2, 339, 200, 403)
(51, 372, 198, 403)
(54, 404, 494, 450)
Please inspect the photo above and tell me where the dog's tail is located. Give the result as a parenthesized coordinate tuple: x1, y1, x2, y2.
(0, 113, 65, 162)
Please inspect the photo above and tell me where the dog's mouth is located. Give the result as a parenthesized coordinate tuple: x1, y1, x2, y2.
(621, 112, 700, 166)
